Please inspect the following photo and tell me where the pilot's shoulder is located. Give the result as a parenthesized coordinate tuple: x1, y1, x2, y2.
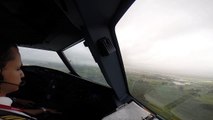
(0, 108, 37, 120)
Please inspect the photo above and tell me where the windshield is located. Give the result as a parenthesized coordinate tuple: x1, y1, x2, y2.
(19, 47, 69, 73)
(63, 41, 109, 87)
(116, 0, 213, 120)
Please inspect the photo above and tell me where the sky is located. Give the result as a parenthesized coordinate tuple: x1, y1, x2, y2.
(115, 0, 213, 78)
(18, 0, 213, 78)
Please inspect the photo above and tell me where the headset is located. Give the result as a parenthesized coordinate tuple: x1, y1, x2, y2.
(0, 61, 25, 87)
(0, 71, 25, 87)
(0, 66, 4, 83)
(0, 73, 3, 83)
(0, 43, 25, 87)
(0, 70, 20, 87)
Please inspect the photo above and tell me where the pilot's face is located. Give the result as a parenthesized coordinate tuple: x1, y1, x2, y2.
(1, 47, 25, 94)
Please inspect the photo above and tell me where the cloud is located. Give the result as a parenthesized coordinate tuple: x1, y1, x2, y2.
(116, 0, 213, 78)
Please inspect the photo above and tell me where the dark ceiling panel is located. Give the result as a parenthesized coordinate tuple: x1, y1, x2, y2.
(0, 0, 82, 51)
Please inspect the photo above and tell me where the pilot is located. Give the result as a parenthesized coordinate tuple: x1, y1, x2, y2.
(0, 43, 58, 119)
(0, 43, 24, 105)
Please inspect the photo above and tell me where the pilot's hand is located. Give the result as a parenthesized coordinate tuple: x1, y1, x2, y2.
(44, 108, 62, 114)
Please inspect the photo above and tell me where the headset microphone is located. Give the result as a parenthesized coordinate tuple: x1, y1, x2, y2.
(0, 80, 25, 87)
(0, 69, 25, 87)
(0, 73, 25, 87)
(1, 82, 20, 86)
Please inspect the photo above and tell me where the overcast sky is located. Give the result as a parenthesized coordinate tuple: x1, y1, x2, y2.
(19, 0, 213, 78)
(115, 0, 213, 78)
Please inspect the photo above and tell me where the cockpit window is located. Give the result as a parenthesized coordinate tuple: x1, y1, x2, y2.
(63, 41, 109, 87)
(19, 47, 69, 73)
(116, 0, 213, 120)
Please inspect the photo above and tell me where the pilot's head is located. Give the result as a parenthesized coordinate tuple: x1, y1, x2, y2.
(0, 43, 25, 96)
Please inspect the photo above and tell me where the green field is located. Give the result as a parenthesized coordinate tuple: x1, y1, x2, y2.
(60, 64, 213, 120)
(127, 71, 213, 120)
(72, 64, 213, 120)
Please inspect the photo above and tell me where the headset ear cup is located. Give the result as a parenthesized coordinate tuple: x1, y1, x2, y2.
(0, 69, 3, 82)
(0, 74, 3, 83)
